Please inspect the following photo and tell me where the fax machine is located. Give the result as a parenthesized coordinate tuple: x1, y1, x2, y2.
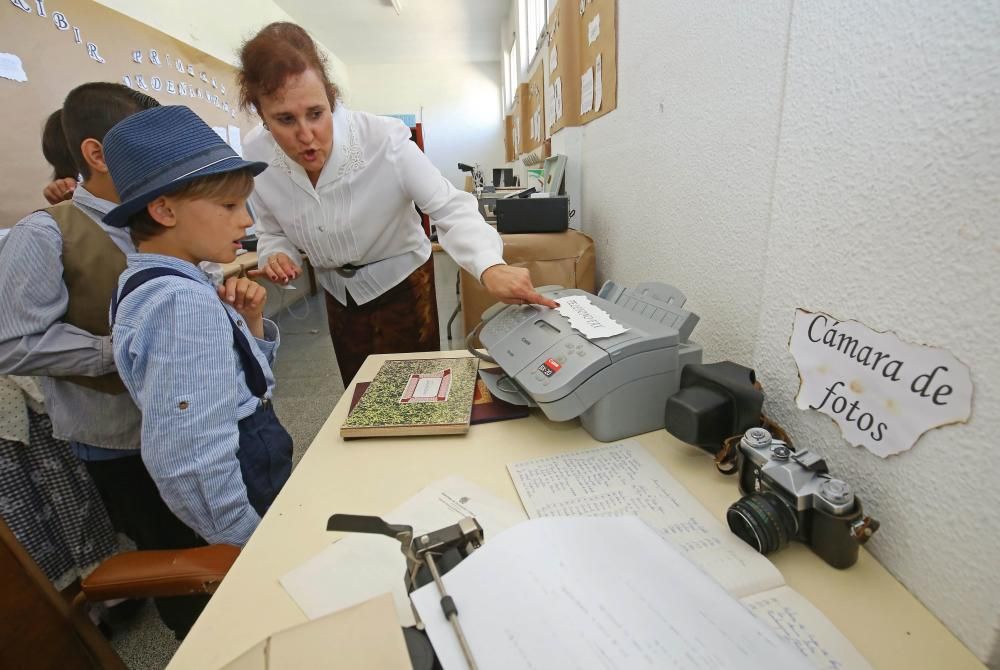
(476, 281, 702, 442)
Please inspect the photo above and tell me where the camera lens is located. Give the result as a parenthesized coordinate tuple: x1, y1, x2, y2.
(726, 492, 799, 555)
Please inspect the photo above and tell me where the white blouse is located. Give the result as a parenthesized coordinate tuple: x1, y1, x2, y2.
(245, 105, 504, 305)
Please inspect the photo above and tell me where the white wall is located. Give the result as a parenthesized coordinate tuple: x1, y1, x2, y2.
(92, 0, 351, 94)
(556, 0, 1000, 663)
(347, 61, 506, 190)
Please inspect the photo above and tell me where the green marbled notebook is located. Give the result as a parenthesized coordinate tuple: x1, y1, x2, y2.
(341, 357, 480, 438)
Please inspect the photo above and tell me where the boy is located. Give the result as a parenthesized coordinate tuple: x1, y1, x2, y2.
(102, 105, 292, 548)
(0, 83, 211, 636)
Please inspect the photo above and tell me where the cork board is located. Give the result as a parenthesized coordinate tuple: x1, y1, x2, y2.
(503, 114, 514, 163)
(545, 0, 582, 135)
(576, 0, 617, 124)
(0, 0, 256, 228)
(510, 82, 527, 157)
(520, 61, 545, 156)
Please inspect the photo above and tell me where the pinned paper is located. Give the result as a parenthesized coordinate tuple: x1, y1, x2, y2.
(228, 125, 243, 156)
(549, 46, 558, 73)
(580, 67, 594, 116)
(554, 77, 563, 121)
(594, 53, 603, 111)
(0, 52, 28, 82)
(588, 13, 601, 44)
(212, 126, 227, 142)
(789, 309, 973, 457)
(556, 295, 628, 339)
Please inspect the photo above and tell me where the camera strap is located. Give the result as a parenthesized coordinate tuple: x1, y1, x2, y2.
(715, 415, 795, 475)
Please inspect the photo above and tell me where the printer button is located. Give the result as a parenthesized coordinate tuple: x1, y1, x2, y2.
(556, 355, 567, 364)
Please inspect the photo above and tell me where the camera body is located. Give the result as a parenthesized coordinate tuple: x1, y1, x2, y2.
(727, 427, 878, 569)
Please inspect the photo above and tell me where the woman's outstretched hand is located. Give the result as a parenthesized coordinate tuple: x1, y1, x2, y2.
(480, 264, 559, 308)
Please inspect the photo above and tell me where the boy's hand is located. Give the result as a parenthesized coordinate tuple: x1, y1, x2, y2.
(218, 277, 267, 338)
(43, 177, 76, 205)
(248, 252, 301, 285)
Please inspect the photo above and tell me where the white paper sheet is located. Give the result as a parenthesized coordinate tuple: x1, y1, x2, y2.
(280, 476, 527, 626)
(579, 67, 595, 116)
(508, 440, 785, 598)
(0, 52, 28, 82)
(544, 84, 554, 132)
(411, 517, 810, 670)
(227, 125, 243, 156)
(587, 13, 601, 44)
(594, 53, 603, 111)
(212, 126, 227, 142)
(555, 294, 626, 339)
(742, 586, 873, 670)
(554, 77, 563, 121)
(548, 46, 557, 73)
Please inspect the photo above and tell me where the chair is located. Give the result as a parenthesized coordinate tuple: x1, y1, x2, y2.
(460, 230, 596, 343)
(0, 518, 239, 669)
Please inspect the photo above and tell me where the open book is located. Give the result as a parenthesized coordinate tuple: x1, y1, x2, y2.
(507, 442, 872, 670)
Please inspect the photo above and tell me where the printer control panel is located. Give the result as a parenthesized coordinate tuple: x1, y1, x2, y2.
(514, 337, 608, 403)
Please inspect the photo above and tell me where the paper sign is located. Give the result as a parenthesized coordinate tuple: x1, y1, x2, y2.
(580, 67, 594, 116)
(588, 13, 601, 44)
(227, 125, 243, 156)
(556, 295, 628, 339)
(594, 53, 603, 111)
(0, 52, 28, 82)
(789, 309, 972, 457)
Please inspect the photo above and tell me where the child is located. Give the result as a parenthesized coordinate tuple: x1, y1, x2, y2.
(102, 105, 292, 547)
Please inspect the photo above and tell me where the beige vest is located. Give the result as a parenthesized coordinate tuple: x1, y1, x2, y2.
(46, 201, 127, 395)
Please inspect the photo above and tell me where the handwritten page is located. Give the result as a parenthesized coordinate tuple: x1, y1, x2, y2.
(280, 476, 526, 626)
(555, 294, 627, 339)
(580, 67, 595, 116)
(508, 441, 784, 597)
(742, 586, 872, 670)
(411, 517, 811, 670)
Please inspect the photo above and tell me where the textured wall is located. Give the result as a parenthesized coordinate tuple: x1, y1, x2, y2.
(561, 0, 1000, 662)
(754, 2, 1000, 662)
(577, 1, 792, 365)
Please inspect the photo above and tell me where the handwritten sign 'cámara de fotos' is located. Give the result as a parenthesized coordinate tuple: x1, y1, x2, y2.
(789, 309, 972, 458)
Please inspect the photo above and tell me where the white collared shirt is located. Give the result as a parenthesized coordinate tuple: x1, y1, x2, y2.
(245, 105, 504, 305)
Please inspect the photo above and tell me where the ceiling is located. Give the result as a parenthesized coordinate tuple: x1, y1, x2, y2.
(275, 0, 510, 65)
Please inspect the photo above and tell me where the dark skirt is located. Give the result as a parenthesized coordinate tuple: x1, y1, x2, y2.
(0, 409, 117, 589)
(325, 258, 440, 383)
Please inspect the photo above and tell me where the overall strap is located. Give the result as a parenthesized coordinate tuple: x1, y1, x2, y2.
(113, 268, 268, 398)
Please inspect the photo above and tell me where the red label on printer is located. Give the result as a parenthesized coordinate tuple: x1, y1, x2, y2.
(539, 358, 562, 377)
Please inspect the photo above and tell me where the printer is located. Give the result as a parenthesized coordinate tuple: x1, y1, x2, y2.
(476, 281, 702, 442)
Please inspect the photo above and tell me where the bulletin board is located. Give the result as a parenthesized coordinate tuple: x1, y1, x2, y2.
(0, 0, 257, 227)
(520, 61, 545, 156)
(503, 114, 514, 163)
(510, 82, 527, 158)
(545, 0, 581, 136)
(577, 0, 617, 124)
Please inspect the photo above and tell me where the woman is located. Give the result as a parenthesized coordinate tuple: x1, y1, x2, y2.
(238, 22, 557, 382)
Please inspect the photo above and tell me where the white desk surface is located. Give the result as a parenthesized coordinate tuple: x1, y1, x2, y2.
(167, 351, 984, 670)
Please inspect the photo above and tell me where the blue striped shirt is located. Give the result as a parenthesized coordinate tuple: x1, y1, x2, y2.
(112, 254, 280, 546)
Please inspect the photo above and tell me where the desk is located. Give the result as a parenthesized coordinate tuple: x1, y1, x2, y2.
(167, 351, 984, 670)
(219, 251, 259, 279)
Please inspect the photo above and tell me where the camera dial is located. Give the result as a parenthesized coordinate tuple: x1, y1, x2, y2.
(771, 444, 791, 460)
(743, 427, 772, 450)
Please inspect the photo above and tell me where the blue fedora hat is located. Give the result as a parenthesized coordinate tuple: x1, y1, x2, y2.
(102, 105, 267, 227)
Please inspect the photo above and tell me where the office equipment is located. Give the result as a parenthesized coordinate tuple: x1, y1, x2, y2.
(493, 195, 569, 233)
(507, 442, 872, 670)
(476, 281, 701, 441)
(279, 476, 526, 628)
(542, 154, 567, 194)
(341, 358, 480, 438)
(166, 351, 985, 670)
(411, 516, 812, 670)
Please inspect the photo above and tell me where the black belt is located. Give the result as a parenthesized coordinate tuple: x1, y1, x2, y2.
(334, 262, 368, 278)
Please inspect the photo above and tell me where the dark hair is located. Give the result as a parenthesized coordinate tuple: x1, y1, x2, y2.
(238, 22, 339, 113)
(41, 109, 77, 180)
(61, 83, 159, 180)
(128, 169, 257, 245)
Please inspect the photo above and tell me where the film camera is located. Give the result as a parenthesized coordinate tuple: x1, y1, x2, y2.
(727, 427, 879, 569)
